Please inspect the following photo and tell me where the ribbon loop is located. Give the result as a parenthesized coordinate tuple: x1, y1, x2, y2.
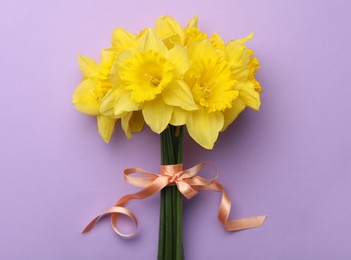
(83, 163, 266, 237)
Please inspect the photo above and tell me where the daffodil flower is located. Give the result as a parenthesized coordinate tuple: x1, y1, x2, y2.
(210, 33, 262, 131)
(72, 28, 141, 142)
(185, 39, 239, 149)
(226, 33, 261, 109)
(102, 29, 197, 134)
(72, 54, 116, 143)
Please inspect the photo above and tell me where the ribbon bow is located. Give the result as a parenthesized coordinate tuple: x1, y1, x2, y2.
(82, 163, 266, 237)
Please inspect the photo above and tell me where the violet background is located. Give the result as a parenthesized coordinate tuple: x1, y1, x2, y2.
(1, 0, 350, 259)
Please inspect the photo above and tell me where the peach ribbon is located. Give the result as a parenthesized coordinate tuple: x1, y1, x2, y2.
(82, 163, 266, 237)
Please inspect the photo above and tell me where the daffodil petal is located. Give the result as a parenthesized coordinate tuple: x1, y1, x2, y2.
(97, 116, 116, 143)
(143, 97, 173, 133)
(121, 112, 133, 139)
(226, 43, 251, 81)
(185, 16, 198, 30)
(100, 89, 120, 117)
(162, 80, 197, 110)
(111, 50, 133, 88)
(100, 48, 116, 63)
(226, 35, 254, 78)
(114, 92, 142, 116)
(111, 28, 137, 50)
(170, 107, 188, 126)
(154, 16, 185, 44)
(188, 39, 218, 60)
(139, 29, 168, 57)
(121, 111, 144, 139)
(72, 79, 100, 115)
(187, 109, 224, 149)
(231, 33, 254, 45)
(129, 111, 144, 133)
(168, 44, 189, 77)
(78, 55, 98, 78)
(221, 101, 246, 132)
(239, 82, 261, 110)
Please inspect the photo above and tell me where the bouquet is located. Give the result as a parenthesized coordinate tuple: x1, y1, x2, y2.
(73, 16, 265, 260)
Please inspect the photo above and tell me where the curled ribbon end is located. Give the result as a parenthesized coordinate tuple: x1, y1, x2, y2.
(81, 229, 88, 234)
(82, 219, 99, 234)
(82, 225, 93, 234)
(259, 215, 267, 225)
(250, 215, 267, 228)
(224, 215, 267, 232)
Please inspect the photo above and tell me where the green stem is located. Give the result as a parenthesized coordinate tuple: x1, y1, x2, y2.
(158, 125, 184, 260)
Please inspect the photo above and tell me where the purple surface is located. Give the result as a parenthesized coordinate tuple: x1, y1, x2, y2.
(1, 0, 351, 259)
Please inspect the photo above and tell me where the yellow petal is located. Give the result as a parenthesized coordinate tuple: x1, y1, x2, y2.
(97, 116, 116, 143)
(72, 79, 100, 115)
(239, 82, 261, 110)
(121, 111, 144, 138)
(185, 16, 198, 30)
(114, 92, 142, 116)
(226, 34, 254, 81)
(138, 28, 168, 58)
(170, 107, 188, 126)
(121, 112, 133, 139)
(186, 109, 224, 149)
(142, 96, 173, 133)
(111, 28, 137, 50)
(111, 50, 133, 88)
(168, 44, 189, 78)
(154, 16, 185, 45)
(221, 101, 245, 132)
(225, 44, 251, 81)
(162, 80, 197, 110)
(100, 89, 120, 117)
(77, 55, 98, 78)
(100, 48, 117, 63)
(231, 33, 254, 45)
(129, 111, 144, 133)
(188, 39, 218, 60)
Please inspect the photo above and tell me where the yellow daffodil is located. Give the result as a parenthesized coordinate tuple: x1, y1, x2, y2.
(72, 28, 141, 142)
(226, 34, 261, 108)
(102, 28, 197, 134)
(99, 28, 148, 139)
(185, 40, 239, 149)
(211, 33, 262, 131)
(72, 54, 116, 143)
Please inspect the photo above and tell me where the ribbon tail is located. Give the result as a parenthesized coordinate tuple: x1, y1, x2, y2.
(196, 181, 266, 232)
(83, 175, 170, 237)
(224, 216, 267, 231)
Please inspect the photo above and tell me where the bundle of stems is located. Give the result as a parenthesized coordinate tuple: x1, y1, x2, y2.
(158, 125, 184, 260)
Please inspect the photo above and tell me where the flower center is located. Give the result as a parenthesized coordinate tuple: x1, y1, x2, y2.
(144, 72, 161, 86)
(121, 50, 173, 103)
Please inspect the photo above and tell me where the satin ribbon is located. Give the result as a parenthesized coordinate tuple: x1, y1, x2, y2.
(82, 163, 266, 237)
